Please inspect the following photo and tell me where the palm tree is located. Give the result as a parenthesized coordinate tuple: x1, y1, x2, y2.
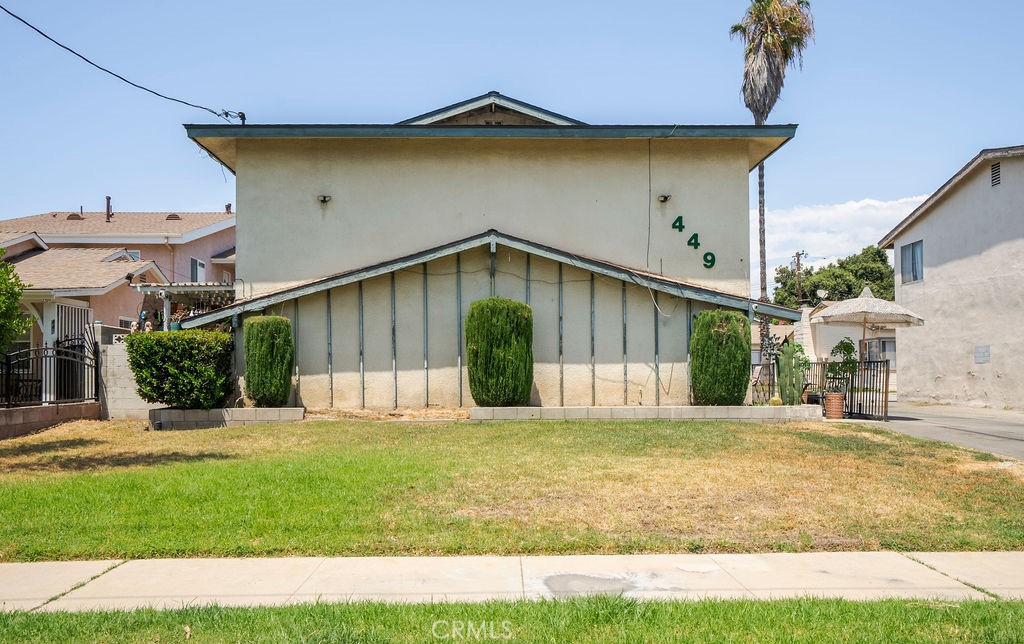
(731, 0, 814, 357)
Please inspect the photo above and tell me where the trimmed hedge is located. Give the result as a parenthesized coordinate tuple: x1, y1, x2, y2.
(124, 330, 233, 410)
(689, 309, 751, 406)
(465, 297, 533, 407)
(243, 316, 294, 408)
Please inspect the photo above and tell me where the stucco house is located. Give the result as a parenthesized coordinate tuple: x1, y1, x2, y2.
(1, 232, 166, 351)
(183, 92, 800, 408)
(0, 207, 235, 335)
(879, 145, 1024, 409)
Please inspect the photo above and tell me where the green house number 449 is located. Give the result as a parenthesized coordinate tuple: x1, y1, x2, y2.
(671, 216, 716, 269)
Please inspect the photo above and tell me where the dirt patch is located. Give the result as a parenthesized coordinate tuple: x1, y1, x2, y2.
(305, 407, 470, 421)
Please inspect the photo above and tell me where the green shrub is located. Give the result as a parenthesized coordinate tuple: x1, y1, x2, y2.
(465, 297, 533, 407)
(124, 330, 233, 409)
(689, 309, 751, 406)
(244, 316, 294, 407)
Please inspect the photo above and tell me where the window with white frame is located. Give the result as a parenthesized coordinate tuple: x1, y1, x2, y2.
(126, 250, 141, 261)
(900, 240, 923, 283)
(190, 257, 206, 282)
(118, 317, 135, 330)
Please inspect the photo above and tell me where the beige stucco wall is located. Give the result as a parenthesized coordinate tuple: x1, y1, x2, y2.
(234, 137, 751, 299)
(264, 245, 693, 409)
(892, 156, 1024, 409)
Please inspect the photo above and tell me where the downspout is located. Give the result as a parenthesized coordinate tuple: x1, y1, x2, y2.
(163, 236, 175, 282)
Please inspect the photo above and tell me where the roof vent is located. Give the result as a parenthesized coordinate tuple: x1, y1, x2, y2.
(66, 212, 83, 220)
(992, 162, 1001, 186)
(165, 213, 182, 221)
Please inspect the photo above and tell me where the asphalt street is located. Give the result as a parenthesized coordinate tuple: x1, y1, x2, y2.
(872, 403, 1024, 459)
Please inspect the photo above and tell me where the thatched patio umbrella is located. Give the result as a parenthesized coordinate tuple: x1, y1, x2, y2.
(810, 286, 924, 357)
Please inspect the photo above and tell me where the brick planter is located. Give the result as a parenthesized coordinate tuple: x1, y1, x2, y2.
(149, 407, 304, 430)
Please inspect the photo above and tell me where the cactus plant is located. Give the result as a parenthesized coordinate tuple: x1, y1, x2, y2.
(776, 342, 807, 405)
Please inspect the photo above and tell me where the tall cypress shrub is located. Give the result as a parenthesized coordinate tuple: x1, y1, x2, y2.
(465, 297, 533, 407)
(244, 315, 294, 407)
(689, 309, 751, 406)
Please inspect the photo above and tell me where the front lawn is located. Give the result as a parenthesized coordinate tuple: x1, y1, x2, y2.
(3, 597, 1023, 643)
(0, 418, 1021, 560)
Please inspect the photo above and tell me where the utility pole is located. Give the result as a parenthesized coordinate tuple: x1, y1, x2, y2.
(793, 250, 808, 304)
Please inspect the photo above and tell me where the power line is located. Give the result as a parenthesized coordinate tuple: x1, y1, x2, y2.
(0, 3, 245, 124)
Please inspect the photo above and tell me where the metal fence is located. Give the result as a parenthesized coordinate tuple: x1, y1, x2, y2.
(750, 359, 891, 420)
(1, 342, 100, 407)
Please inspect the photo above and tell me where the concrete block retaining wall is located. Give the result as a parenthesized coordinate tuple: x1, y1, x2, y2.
(99, 344, 161, 420)
(150, 407, 304, 430)
(0, 402, 101, 439)
(469, 405, 822, 422)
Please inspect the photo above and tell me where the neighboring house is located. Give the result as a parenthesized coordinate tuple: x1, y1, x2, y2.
(0, 207, 236, 330)
(751, 321, 794, 364)
(1, 232, 166, 349)
(183, 91, 800, 408)
(879, 145, 1024, 409)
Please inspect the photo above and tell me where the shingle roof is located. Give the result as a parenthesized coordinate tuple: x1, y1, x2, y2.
(0, 211, 233, 236)
(10, 248, 162, 291)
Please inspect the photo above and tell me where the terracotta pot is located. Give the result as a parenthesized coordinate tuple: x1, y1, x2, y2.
(824, 392, 845, 419)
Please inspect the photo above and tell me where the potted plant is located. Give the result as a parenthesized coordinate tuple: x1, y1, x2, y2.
(824, 337, 857, 419)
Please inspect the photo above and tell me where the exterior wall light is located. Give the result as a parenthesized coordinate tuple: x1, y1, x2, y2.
(657, 194, 671, 203)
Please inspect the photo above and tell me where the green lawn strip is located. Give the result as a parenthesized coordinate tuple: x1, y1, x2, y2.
(1, 597, 1022, 643)
(1, 420, 1021, 560)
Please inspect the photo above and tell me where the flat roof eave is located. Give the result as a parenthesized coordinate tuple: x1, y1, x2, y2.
(186, 123, 797, 173)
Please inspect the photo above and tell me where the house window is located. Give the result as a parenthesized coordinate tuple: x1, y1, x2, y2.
(190, 257, 206, 282)
(222, 271, 232, 284)
(118, 317, 136, 330)
(126, 250, 141, 261)
(864, 337, 896, 369)
(900, 240, 923, 283)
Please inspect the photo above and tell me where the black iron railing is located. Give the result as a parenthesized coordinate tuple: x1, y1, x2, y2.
(1, 342, 100, 407)
(750, 359, 891, 420)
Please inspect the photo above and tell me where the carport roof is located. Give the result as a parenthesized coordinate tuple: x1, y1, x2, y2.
(181, 230, 799, 328)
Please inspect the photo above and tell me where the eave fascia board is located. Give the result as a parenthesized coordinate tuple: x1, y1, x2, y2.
(186, 123, 798, 141)
(183, 230, 799, 327)
(0, 232, 49, 252)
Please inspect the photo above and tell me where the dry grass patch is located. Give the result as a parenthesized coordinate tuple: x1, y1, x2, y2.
(429, 421, 1024, 552)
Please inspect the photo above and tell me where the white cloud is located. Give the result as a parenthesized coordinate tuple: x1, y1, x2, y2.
(748, 195, 927, 297)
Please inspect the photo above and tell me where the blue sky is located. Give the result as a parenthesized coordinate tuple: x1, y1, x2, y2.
(2, 1, 1021, 291)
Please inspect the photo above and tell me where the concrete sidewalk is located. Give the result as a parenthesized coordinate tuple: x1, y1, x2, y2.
(2, 552, 1023, 612)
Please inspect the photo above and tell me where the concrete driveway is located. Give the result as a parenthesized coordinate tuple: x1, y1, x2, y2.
(870, 403, 1024, 460)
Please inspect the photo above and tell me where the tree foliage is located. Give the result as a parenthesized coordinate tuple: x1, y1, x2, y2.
(244, 316, 294, 408)
(773, 246, 894, 308)
(465, 297, 533, 407)
(690, 310, 751, 406)
(731, 0, 815, 350)
(125, 330, 234, 409)
(730, 0, 815, 126)
(0, 248, 31, 353)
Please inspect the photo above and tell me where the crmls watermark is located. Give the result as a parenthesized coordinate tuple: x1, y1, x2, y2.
(431, 619, 513, 640)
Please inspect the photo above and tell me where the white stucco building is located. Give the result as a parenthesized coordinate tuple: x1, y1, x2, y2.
(183, 92, 800, 408)
(879, 145, 1024, 409)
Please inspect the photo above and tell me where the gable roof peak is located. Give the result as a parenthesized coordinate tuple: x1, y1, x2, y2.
(397, 91, 587, 126)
